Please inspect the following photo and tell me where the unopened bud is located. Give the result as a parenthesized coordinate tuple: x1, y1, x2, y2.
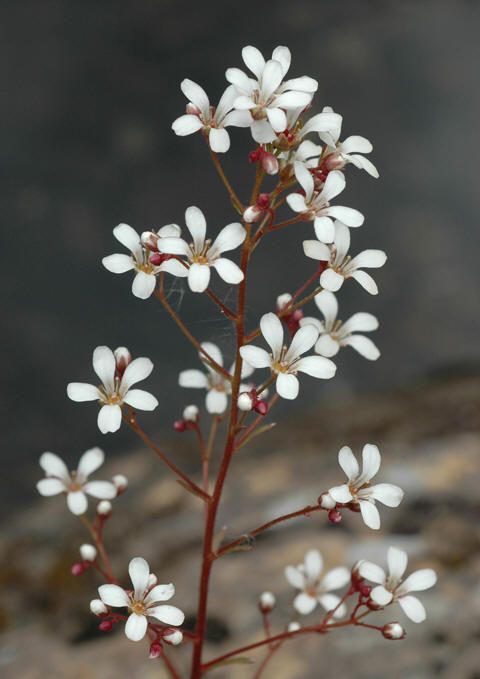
(319, 492, 336, 509)
(71, 562, 85, 576)
(163, 629, 183, 646)
(276, 293, 292, 310)
(173, 419, 187, 432)
(238, 392, 254, 411)
(98, 619, 114, 632)
(259, 591, 276, 613)
(112, 474, 128, 494)
(149, 252, 164, 266)
(253, 400, 268, 416)
(141, 230, 159, 251)
(261, 152, 279, 175)
(114, 347, 132, 377)
(97, 500, 112, 516)
(256, 193, 270, 209)
(80, 544, 97, 562)
(382, 622, 406, 640)
(328, 509, 342, 524)
(186, 103, 201, 116)
(90, 598, 108, 616)
(183, 405, 199, 422)
(243, 205, 263, 223)
(248, 148, 263, 163)
(322, 152, 345, 172)
(149, 641, 162, 659)
(288, 621, 301, 632)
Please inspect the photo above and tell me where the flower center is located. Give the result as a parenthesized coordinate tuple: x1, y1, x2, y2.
(129, 599, 147, 615)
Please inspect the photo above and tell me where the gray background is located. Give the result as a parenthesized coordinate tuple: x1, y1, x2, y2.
(1, 0, 479, 506)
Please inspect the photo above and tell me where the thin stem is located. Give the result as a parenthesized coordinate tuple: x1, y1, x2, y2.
(267, 215, 303, 232)
(252, 642, 283, 679)
(208, 147, 244, 213)
(216, 501, 324, 558)
(206, 288, 237, 320)
(125, 413, 210, 502)
(80, 515, 116, 583)
(234, 393, 279, 450)
(160, 648, 182, 679)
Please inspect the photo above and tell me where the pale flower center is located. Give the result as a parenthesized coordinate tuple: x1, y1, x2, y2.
(129, 599, 147, 616)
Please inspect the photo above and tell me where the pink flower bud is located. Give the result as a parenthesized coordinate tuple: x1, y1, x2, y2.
(149, 641, 162, 659)
(322, 152, 346, 172)
(186, 103, 201, 116)
(71, 562, 85, 576)
(149, 252, 164, 266)
(174, 419, 187, 432)
(261, 152, 279, 175)
(141, 231, 159, 252)
(256, 193, 270, 209)
(328, 509, 342, 524)
(249, 148, 263, 163)
(114, 347, 132, 377)
(382, 622, 406, 640)
(98, 619, 114, 632)
(253, 400, 268, 416)
(359, 583, 372, 597)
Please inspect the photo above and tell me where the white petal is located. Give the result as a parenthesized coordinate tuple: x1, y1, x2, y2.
(200, 342, 223, 368)
(157, 237, 190, 256)
(179, 369, 209, 389)
(304, 550, 323, 580)
(242, 45, 265, 79)
(274, 91, 312, 109)
(351, 249, 387, 269)
(361, 443, 381, 481)
(188, 263, 211, 292)
(313, 291, 338, 325)
(341, 312, 378, 334)
(326, 206, 364, 227)
(359, 500, 381, 529)
(294, 592, 317, 615)
(315, 334, 340, 357)
(113, 223, 142, 258)
(129, 557, 150, 598)
(285, 565, 305, 590)
(225, 67, 253, 95)
(398, 595, 426, 623)
(328, 484, 353, 503)
(157, 224, 182, 238)
(371, 585, 393, 606)
(314, 216, 335, 243)
(102, 254, 134, 273)
(144, 584, 175, 605)
(294, 355, 336, 379)
(39, 452, 70, 482)
(349, 270, 378, 295)
(251, 119, 277, 143)
(121, 357, 154, 391)
(97, 404, 122, 434)
(348, 154, 379, 178)
(83, 480, 117, 499)
(172, 114, 204, 136)
(239, 345, 271, 369)
(301, 111, 342, 137)
(93, 346, 116, 391)
(132, 271, 156, 299)
(317, 594, 346, 618)
(214, 84, 238, 121)
(321, 171, 345, 202)
(320, 268, 344, 292)
(286, 324, 319, 361)
(359, 561, 387, 585)
(222, 109, 252, 128)
(294, 161, 314, 201)
(333, 221, 351, 258)
(67, 382, 101, 402)
(369, 483, 404, 507)
(125, 613, 148, 641)
(338, 446, 359, 480)
(260, 59, 283, 99)
(283, 75, 317, 93)
(266, 107, 287, 133)
(210, 222, 247, 253)
(320, 567, 351, 591)
(67, 490, 88, 515)
(299, 316, 323, 332)
(98, 584, 130, 607)
(211, 258, 244, 285)
(148, 605, 185, 626)
(206, 389, 228, 414)
(401, 569, 437, 593)
(387, 547, 409, 581)
(180, 79, 210, 114)
(185, 206, 207, 252)
(123, 389, 158, 411)
(159, 258, 189, 277)
(209, 127, 230, 153)
(36, 478, 66, 496)
(260, 312, 284, 356)
(303, 239, 331, 262)
(287, 192, 309, 213)
(276, 373, 299, 400)
(76, 447, 104, 481)
(271, 46, 291, 76)
(341, 136, 372, 154)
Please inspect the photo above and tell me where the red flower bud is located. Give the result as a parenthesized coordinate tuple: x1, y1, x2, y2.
(328, 509, 342, 524)
(98, 620, 114, 632)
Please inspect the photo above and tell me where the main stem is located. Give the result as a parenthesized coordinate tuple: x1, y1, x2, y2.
(190, 225, 251, 678)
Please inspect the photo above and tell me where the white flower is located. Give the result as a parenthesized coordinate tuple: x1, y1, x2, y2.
(226, 45, 317, 143)
(36, 448, 116, 515)
(159, 206, 246, 293)
(98, 557, 185, 642)
(285, 549, 350, 617)
(67, 346, 158, 434)
(319, 106, 379, 178)
(300, 290, 380, 360)
(287, 162, 364, 243)
(303, 222, 387, 295)
(277, 108, 342, 169)
(359, 547, 437, 623)
(327, 444, 404, 529)
(172, 81, 252, 152)
(102, 223, 188, 299)
(240, 313, 336, 400)
(179, 342, 254, 414)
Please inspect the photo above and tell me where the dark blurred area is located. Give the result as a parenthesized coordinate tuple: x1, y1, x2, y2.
(1, 0, 479, 676)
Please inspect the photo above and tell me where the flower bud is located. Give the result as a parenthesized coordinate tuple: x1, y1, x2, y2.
(173, 419, 187, 432)
(186, 103, 201, 116)
(98, 619, 114, 632)
(183, 405, 199, 422)
(141, 230, 159, 251)
(328, 509, 342, 524)
(149, 641, 162, 659)
(163, 629, 183, 646)
(382, 622, 406, 640)
(113, 474, 128, 494)
(71, 562, 85, 576)
(259, 591, 276, 613)
(261, 152, 279, 175)
(90, 598, 108, 616)
(322, 152, 345, 172)
(238, 392, 254, 411)
(114, 347, 132, 377)
(288, 621, 301, 633)
(256, 193, 270, 210)
(276, 293, 292, 310)
(243, 205, 263, 223)
(97, 500, 112, 517)
(149, 252, 164, 266)
(80, 544, 97, 562)
(319, 492, 336, 509)
(248, 148, 263, 163)
(253, 400, 268, 416)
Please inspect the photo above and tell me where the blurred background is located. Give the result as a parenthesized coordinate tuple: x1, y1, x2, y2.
(1, 0, 479, 677)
